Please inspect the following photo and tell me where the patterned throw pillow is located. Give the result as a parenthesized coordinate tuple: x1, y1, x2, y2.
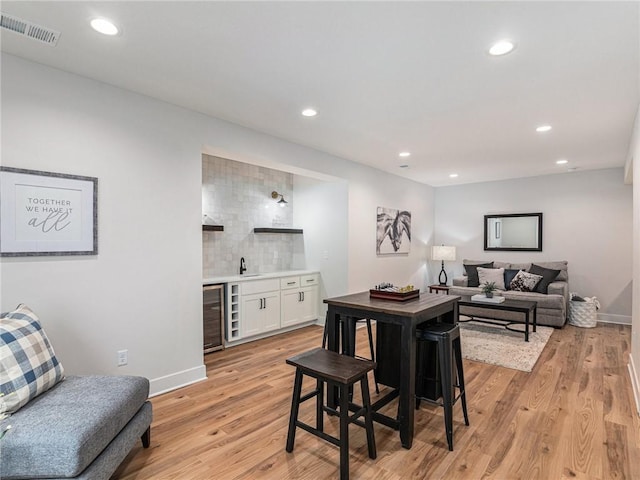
(0, 304, 65, 414)
(509, 270, 544, 292)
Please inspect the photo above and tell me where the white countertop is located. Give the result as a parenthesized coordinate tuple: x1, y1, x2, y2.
(203, 270, 318, 285)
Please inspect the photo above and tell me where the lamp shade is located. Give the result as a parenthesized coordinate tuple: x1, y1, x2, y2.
(431, 245, 456, 262)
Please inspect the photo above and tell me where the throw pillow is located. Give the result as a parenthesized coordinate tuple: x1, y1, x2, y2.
(477, 267, 505, 290)
(509, 270, 544, 292)
(463, 262, 494, 287)
(0, 304, 65, 414)
(528, 263, 561, 294)
(504, 269, 520, 290)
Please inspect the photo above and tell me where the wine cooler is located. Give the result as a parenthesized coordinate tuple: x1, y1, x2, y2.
(203, 284, 225, 353)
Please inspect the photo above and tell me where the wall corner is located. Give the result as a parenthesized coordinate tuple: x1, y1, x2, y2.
(629, 353, 640, 416)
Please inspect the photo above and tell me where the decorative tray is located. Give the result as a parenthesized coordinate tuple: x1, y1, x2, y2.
(369, 289, 420, 302)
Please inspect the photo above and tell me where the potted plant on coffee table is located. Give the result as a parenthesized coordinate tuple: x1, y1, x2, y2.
(481, 281, 497, 298)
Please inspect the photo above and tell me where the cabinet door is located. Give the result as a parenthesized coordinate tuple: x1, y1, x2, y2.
(262, 291, 281, 332)
(281, 288, 303, 327)
(241, 294, 264, 337)
(282, 287, 318, 327)
(241, 291, 281, 337)
(299, 286, 319, 322)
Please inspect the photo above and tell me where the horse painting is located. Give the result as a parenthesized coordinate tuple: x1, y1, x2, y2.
(376, 207, 411, 255)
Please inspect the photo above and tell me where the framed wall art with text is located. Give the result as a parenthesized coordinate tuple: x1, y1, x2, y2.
(0, 167, 98, 256)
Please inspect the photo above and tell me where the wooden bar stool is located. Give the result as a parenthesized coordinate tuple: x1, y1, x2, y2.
(286, 348, 377, 480)
(415, 323, 469, 451)
(322, 315, 379, 393)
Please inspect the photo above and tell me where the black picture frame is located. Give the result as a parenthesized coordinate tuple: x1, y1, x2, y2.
(484, 212, 542, 252)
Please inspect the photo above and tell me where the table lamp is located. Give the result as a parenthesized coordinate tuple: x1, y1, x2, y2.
(431, 245, 456, 286)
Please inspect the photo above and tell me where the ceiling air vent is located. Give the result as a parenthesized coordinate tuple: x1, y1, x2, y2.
(0, 13, 60, 46)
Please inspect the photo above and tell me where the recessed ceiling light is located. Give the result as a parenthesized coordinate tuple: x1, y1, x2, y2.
(489, 40, 515, 56)
(449, 173, 459, 178)
(301, 108, 317, 117)
(556, 159, 568, 165)
(536, 125, 552, 133)
(399, 152, 411, 158)
(90, 18, 119, 36)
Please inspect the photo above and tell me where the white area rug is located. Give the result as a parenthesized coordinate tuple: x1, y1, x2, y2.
(459, 320, 554, 372)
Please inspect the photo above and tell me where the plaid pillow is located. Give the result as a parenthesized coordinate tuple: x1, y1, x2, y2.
(0, 304, 65, 414)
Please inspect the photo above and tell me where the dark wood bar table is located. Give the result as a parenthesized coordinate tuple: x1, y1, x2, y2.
(323, 291, 459, 449)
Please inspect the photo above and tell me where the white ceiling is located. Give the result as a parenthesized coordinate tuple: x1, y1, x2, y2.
(1, 1, 638, 186)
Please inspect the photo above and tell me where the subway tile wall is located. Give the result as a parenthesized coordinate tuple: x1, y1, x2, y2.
(202, 155, 302, 278)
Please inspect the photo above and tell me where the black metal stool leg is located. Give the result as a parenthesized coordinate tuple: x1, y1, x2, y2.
(454, 336, 469, 426)
(438, 336, 454, 451)
(286, 369, 304, 452)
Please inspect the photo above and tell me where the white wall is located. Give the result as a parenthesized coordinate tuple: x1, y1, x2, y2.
(346, 169, 435, 292)
(1, 54, 435, 394)
(435, 169, 633, 322)
(293, 176, 349, 317)
(628, 104, 640, 413)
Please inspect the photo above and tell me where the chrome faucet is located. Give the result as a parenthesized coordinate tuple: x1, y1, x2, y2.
(239, 257, 246, 275)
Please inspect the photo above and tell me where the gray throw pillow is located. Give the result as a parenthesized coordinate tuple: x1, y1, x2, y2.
(529, 263, 561, 294)
(463, 262, 494, 287)
(504, 269, 520, 290)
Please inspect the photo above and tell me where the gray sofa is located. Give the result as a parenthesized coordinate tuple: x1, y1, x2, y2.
(448, 260, 569, 328)
(0, 375, 152, 480)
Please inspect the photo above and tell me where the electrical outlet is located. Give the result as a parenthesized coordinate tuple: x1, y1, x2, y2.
(117, 349, 128, 366)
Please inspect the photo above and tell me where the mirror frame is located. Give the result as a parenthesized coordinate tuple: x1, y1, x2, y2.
(484, 212, 543, 252)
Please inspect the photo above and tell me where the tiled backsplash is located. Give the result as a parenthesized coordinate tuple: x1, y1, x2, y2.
(202, 155, 301, 278)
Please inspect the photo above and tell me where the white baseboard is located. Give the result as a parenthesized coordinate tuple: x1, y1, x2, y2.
(225, 321, 319, 348)
(149, 364, 207, 397)
(597, 313, 632, 325)
(629, 354, 640, 416)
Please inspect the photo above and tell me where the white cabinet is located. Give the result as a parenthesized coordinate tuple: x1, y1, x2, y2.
(241, 291, 281, 337)
(224, 272, 319, 344)
(281, 274, 320, 327)
(240, 278, 281, 338)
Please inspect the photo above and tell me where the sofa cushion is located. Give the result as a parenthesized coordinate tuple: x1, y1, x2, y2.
(0, 375, 150, 479)
(529, 264, 561, 294)
(477, 267, 505, 290)
(0, 304, 65, 415)
(535, 261, 568, 282)
(504, 269, 520, 290)
(463, 262, 494, 287)
(502, 290, 566, 309)
(509, 270, 543, 292)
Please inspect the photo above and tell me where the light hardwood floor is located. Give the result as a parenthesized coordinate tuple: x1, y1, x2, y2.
(114, 322, 640, 479)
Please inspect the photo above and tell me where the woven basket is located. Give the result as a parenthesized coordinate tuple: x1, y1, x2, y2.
(568, 300, 597, 328)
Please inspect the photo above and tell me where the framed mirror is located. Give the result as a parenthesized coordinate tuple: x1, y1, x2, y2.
(484, 213, 542, 251)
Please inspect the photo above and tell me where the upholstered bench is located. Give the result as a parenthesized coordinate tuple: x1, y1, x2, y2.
(1, 304, 152, 480)
(0, 375, 152, 480)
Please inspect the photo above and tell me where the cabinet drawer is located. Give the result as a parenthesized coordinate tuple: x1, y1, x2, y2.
(280, 276, 300, 289)
(300, 274, 319, 286)
(241, 278, 280, 295)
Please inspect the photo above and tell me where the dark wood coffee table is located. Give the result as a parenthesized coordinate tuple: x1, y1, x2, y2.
(457, 295, 537, 342)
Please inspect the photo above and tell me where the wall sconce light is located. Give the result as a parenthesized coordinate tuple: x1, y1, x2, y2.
(271, 191, 288, 207)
